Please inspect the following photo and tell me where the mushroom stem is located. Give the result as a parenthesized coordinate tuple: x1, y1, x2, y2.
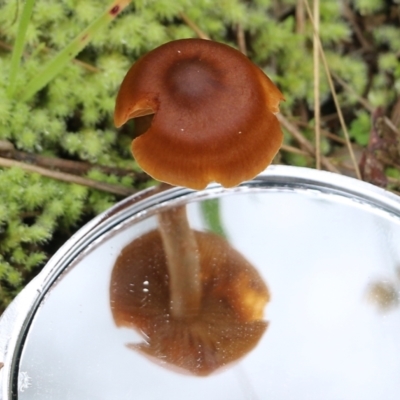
(157, 206, 201, 319)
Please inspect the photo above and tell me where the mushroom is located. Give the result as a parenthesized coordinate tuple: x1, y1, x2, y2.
(114, 38, 284, 190)
(110, 208, 269, 376)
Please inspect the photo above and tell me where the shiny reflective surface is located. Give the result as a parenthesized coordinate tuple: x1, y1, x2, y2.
(9, 168, 400, 399)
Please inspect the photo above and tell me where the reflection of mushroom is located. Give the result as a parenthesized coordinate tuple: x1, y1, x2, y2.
(114, 38, 284, 190)
(110, 209, 269, 376)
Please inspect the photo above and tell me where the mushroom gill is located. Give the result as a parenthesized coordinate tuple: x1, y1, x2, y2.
(110, 227, 269, 376)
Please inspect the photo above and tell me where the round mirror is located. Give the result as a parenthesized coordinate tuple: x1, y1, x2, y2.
(1, 166, 400, 399)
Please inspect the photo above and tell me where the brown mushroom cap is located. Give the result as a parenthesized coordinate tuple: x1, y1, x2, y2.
(114, 39, 284, 190)
(110, 229, 269, 376)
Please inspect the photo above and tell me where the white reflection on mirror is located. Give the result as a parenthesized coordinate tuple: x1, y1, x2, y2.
(18, 189, 400, 400)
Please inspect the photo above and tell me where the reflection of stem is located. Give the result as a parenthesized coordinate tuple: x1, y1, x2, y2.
(157, 206, 201, 319)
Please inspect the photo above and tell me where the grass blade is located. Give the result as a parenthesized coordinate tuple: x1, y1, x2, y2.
(7, 0, 35, 98)
(20, 0, 131, 102)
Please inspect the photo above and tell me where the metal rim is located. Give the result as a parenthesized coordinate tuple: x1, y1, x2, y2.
(1, 165, 399, 398)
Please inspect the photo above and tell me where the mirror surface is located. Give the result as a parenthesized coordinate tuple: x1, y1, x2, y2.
(17, 187, 400, 400)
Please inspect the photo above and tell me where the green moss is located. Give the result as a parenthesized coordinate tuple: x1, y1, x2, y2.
(386, 167, 400, 180)
(353, 0, 385, 15)
(349, 111, 370, 146)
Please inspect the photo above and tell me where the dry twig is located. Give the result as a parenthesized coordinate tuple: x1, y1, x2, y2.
(237, 23, 247, 55)
(179, 13, 210, 40)
(331, 71, 400, 137)
(0, 147, 149, 182)
(342, 1, 373, 51)
(0, 157, 135, 196)
(280, 144, 309, 156)
(0, 140, 14, 151)
(277, 113, 340, 173)
(304, 0, 361, 179)
(313, 0, 321, 169)
(295, 121, 347, 145)
(295, 0, 306, 34)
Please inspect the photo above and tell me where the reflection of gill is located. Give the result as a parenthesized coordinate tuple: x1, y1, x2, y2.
(110, 205, 269, 376)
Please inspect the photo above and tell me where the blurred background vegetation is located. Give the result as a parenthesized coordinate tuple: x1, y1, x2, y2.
(0, 0, 399, 313)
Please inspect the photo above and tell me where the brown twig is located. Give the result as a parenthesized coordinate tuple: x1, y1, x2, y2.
(331, 71, 400, 137)
(0, 148, 149, 182)
(277, 114, 314, 152)
(0, 157, 135, 196)
(72, 58, 101, 73)
(277, 113, 340, 173)
(295, 0, 306, 34)
(304, 0, 361, 179)
(376, 154, 400, 171)
(342, 1, 373, 51)
(341, 160, 400, 195)
(320, 129, 347, 145)
(280, 144, 309, 156)
(179, 12, 210, 40)
(313, 0, 321, 169)
(295, 121, 348, 145)
(0, 140, 14, 151)
(331, 70, 373, 112)
(237, 23, 247, 55)
(0, 40, 12, 51)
